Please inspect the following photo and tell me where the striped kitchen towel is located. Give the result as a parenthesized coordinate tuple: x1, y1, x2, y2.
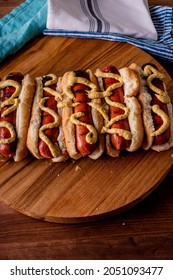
(45, 0, 157, 40)
(44, 1, 173, 62)
(0, 0, 172, 63)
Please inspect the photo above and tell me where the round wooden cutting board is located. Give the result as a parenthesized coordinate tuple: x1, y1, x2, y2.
(0, 37, 173, 223)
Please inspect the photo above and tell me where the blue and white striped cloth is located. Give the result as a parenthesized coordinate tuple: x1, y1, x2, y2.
(44, 5, 173, 62)
(45, 0, 158, 40)
(0, 0, 172, 63)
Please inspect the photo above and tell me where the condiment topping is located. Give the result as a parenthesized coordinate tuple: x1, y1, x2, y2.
(38, 75, 62, 157)
(63, 70, 132, 141)
(0, 80, 21, 145)
(43, 87, 62, 101)
(0, 80, 21, 117)
(63, 72, 97, 99)
(70, 112, 97, 144)
(88, 70, 123, 99)
(93, 69, 132, 139)
(43, 74, 58, 86)
(57, 101, 80, 108)
(88, 102, 109, 122)
(143, 65, 170, 136)
(0, 121, 16, 144)
(143, 65, 169, 103)
(62, 71, 98, 145)
(151, 104, 170, 137)
(38, 97, 61, 158)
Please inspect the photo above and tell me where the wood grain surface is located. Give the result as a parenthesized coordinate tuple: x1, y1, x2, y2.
(1, 0, 173, 261)
(0, 37, 173, 223)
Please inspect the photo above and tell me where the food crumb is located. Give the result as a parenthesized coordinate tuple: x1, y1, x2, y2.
(75, 165, 81, 171)
(122, 222, 126, 226)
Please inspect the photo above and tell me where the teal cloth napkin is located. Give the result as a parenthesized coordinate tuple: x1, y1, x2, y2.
(0, 0, 47, 63)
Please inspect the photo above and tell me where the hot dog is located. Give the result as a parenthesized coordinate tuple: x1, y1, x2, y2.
(60, 69, 104, 160)
(94, 65, 144, 156)
(27, 74, 68, 162)
(129, 63, 173, 151)
(0, 72, 35, 161)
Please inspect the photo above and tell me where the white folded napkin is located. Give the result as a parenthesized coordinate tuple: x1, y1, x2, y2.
(46, 0, 158, 40)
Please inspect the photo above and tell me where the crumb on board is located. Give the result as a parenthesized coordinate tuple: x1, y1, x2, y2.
(75, 165, 81, 171)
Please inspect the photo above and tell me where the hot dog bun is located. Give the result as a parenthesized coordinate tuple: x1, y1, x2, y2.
(129, 63, 173, 151)
(0, 73, 35, 161)
(27, 74, 68, 162)
(119, 67, 144, 152)
(1, 64, 172, 163)
(60, 69, 104, 160)
(15, 74, 35, 161)
(96, 65, 143, 156)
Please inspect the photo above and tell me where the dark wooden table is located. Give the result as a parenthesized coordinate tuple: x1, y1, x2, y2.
(0, 0, 173, 260)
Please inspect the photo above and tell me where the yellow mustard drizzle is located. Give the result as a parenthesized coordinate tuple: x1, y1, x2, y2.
(70, 112, 97, 144)
(57, 101, 80, 108)
(43, 74, 58, 86)
(0, 80, 21, 117)
(0, 121, 16, 144)
(0, 80, 21, 145)
(62, 72, 98, 145)
(101, 127, 132, 140)
(88, 69, 124, 100)
(63, 72, 98, 100)
(43, 87, 62, 101)
(101, 98, 131, 139)
(93, 69, 132, 139)
(38, 75, 63, 158)
(38, 97, 61, 158)
(63, 70, 131, 142)
(143, 65, 170, 136)
(143, 65, 169, 104)
(43, 74, 62, 101)
(88, 102, 109, 122)
(102, 98, 132, 139)
(151, 105, 170, 137)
